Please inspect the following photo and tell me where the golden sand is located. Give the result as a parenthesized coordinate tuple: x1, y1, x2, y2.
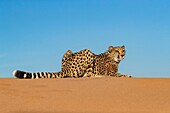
(0, 77, 170, 113)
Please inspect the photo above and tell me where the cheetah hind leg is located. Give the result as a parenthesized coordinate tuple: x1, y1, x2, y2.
(115, 73, 132, 78)
(83, 68, 105, 78)
(83, 68, 94, 78)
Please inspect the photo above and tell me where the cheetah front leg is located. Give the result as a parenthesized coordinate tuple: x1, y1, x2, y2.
(115, 73, 132, 78)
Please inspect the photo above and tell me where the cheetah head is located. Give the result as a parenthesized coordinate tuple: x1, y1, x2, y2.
(108, 45, 126, 63)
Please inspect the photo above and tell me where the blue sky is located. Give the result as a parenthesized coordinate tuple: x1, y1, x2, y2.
(0, 0, 170, 78)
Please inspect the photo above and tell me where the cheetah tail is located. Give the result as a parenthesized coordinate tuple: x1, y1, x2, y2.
(13, 70, 62, 79)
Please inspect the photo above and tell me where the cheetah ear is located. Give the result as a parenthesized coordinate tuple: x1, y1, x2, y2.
(121, 45, 125, 49)
(108, 46, 114, 52)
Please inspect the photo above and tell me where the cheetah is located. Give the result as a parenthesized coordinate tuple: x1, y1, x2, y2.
(13, 46, 132, 79)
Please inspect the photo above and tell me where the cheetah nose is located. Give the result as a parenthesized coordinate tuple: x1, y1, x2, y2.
(121, 55, 124, 58)
(128, 75, 132, 78)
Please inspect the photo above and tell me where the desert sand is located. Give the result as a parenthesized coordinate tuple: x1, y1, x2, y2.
(0, 77, 170, 113)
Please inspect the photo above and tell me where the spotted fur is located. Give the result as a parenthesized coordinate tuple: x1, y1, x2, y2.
(13, 46, 132, 79)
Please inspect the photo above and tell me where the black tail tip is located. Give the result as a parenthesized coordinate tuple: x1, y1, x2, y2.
(13, 70, 26, 79)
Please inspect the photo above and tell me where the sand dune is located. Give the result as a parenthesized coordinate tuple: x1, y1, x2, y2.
(0, 77, 170, 113)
